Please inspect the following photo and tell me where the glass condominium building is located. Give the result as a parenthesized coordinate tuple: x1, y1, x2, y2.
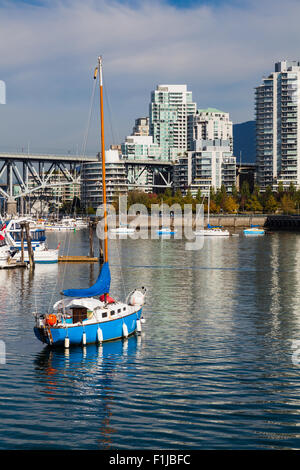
(149, 84, 197, 161)
(256, 61, 300, 189)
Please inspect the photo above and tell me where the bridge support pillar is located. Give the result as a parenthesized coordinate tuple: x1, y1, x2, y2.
(7, 198, 17, 216)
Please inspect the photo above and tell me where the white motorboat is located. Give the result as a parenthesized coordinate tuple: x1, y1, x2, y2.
(0, 236, 18, 267)
(109, 225, 135, 234)
(3, 218, 59, 264)
(45, 217, 88, 231)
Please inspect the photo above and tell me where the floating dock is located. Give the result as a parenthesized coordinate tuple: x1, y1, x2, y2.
(0, 262, 27, 270)
(58, 256, 99, 263)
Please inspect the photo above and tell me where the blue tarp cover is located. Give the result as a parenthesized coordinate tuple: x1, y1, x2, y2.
(62, 262, 111, 298)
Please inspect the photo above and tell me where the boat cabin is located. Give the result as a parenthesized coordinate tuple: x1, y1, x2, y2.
(9, 225, 46, 243)
(71, 307, 88, 324)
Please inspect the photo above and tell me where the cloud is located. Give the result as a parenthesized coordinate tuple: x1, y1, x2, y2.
(0, 0, 299, 153)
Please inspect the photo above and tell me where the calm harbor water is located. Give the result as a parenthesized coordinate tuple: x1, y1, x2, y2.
(0, 229, 300, 449)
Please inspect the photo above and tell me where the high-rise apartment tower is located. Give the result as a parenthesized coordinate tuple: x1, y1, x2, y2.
(149, 85, 196, 161)
(256, 60, 300, 189)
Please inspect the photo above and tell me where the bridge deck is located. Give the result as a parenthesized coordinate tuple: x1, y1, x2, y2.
(0, 153, 98, 163)
(0, 153, 173, 166)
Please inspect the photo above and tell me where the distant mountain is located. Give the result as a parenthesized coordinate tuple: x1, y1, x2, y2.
(233, 120, 256, 164)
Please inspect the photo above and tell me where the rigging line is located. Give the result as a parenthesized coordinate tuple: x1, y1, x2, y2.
(103, 73, 120, 146)
(114, 237, 127, 300)
(60, 227, 72, 289)
(81, 76, 97, 160)
(47, 229, 70, 314)
(47, 232, 66, 314)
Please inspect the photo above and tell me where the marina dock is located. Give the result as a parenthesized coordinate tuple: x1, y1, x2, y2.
(0, 262, 27, 270)
(58, 256, 99, 263)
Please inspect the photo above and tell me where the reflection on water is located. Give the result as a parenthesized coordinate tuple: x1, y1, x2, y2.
(0, 231, 300, 448)
(34, 336, 142, 449)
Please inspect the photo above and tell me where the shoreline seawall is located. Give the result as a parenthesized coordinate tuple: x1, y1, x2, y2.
(120, 215, 268, 228)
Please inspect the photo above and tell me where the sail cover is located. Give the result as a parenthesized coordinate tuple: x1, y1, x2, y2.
(62, 262, 111, 298)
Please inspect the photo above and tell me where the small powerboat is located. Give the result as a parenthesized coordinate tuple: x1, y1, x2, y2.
(244, 225, 265, 236)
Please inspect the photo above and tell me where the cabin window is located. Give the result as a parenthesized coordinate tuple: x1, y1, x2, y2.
(123, 307, 126, 311)
(117, 308, 121, 313)
(102, 312, 108, 318)
(111, 311, 115, 316)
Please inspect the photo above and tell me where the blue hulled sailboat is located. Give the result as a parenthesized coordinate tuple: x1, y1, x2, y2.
(34, 57, 146, 348)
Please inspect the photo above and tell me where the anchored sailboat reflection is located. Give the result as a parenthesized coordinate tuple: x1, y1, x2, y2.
(34, 335, 142, 448)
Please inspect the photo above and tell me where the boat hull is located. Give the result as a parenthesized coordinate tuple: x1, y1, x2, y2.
(157, 230, 176, 235)
(109, 228, 135, 234)
(244, 229, 265, 236)
(34, 308, 143, 347)
(15, 249, 59, 264)
(194, 230, 230, 236)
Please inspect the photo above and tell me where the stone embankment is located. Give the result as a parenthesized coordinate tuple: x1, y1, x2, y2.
(119, 215, 268, 228)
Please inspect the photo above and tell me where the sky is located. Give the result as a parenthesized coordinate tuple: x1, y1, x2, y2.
(0, 0, 299, 155)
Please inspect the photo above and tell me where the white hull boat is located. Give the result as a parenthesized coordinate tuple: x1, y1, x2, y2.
(3, 218, 60, 264)
(0, 244, 17, 267)
(194, 228, 230, 236)
(45, 224, 75, 232)
(14, 247, 59, 264)
(195, 191, 230, 237)
(110, 226, 135, 234)
(0, 227, 19, 267)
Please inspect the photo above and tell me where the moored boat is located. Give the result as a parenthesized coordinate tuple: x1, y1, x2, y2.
(3, 218, 59, 263)
(244, 225, 265, 236)
(194, 224, 230, 237)
(0, 226, 18, 267)
(33, 56, 147, 348)
(194, 191, 230, 237)
(34, 267, 146, 346)
(157, 227, 176, 235)
(110, 225, 135, 234)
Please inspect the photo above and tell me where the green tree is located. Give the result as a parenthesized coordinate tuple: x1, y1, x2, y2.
(196, 188, 202, 203)
(163, 188, 173, 201)
(231, 184, 238, 200)
(87, 206, 96, 215)
(245, 195, 263, 212)
(183, 189, 194, 205)
(252, 184, 260, 197)
(215, 185, 227, 208)
(210, 186, 216, 202)
(288, 182, 296, 199)
(277, 181, 284, 198)
(264, 195, 278, 213)
(240, 181, 251, 211)
(280, 194, 295, 214)
(241, 181, 251, 199)
(265, 185, 273, 198)
(173, 189, 183, 205)
(208, 200, 219, 213)
(223, 196, 239, 213)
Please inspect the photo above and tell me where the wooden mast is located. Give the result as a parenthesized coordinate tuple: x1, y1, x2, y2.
(97, 56, 108, 263)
